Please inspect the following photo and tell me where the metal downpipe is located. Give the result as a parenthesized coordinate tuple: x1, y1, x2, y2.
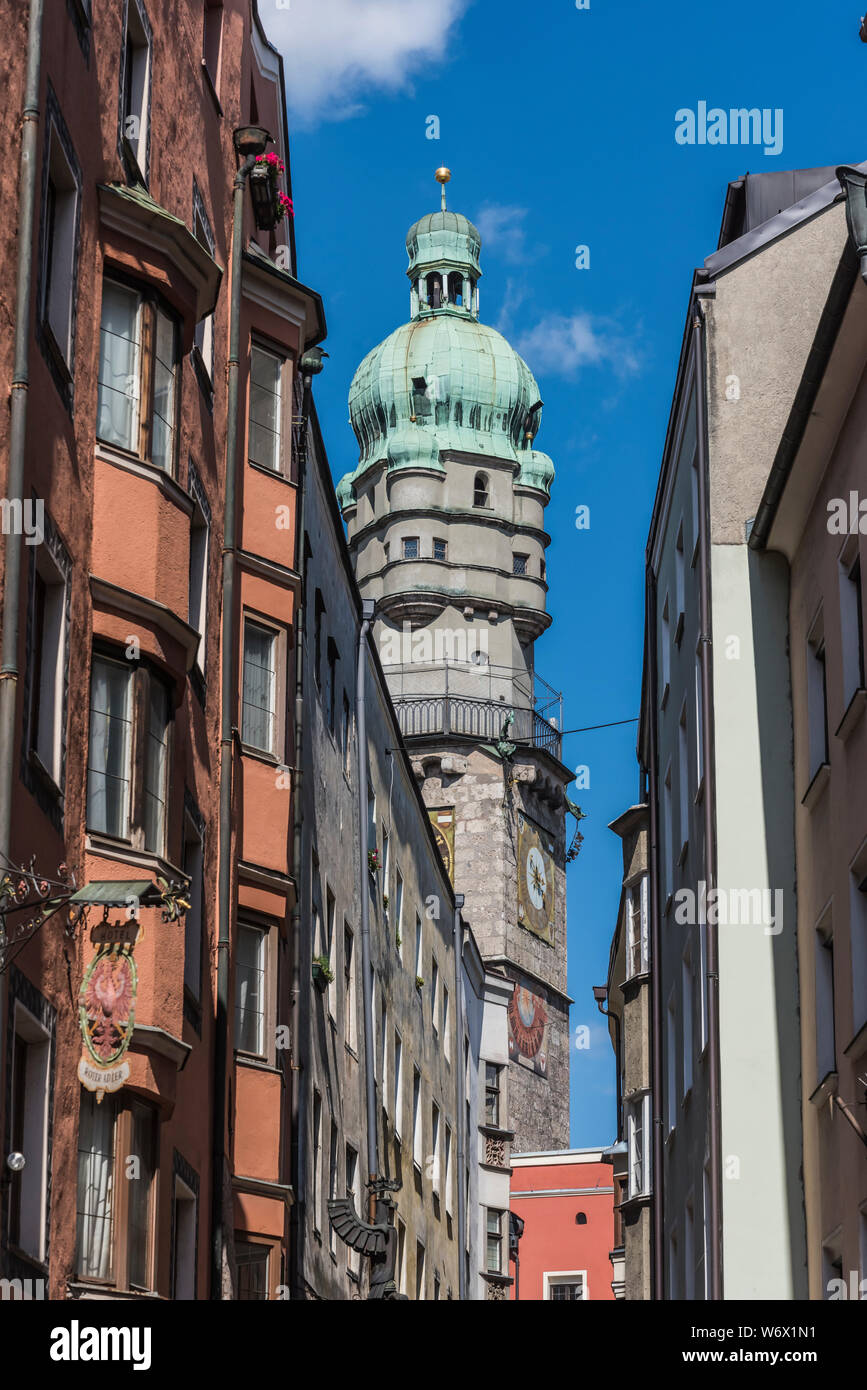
(356, 601, 378, 1218)
(645, 567, 664, 1299)
(454, 895, 466, 1299)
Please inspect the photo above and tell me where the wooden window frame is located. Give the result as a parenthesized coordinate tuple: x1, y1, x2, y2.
(240, 613, 289, 761)
(76, 1092, 159, 1293)
(97, 274, 181, 476)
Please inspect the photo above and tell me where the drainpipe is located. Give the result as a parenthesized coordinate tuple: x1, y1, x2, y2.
(211, 124, 272, 1300)
(288, 348, 326, 1295)
(593, 986, 622, 1141)
(357, 598, 378, 1220)
(454, 893, 466, 1299)
(692, 302, 723, 1301)
(645, 566, 664, 1299)
(0, 0, 45, 1195)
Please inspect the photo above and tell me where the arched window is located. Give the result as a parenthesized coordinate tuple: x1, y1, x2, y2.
(448, 272, 463, 306)
(426, 273, 442, 309)
(474, 472, 489, 508)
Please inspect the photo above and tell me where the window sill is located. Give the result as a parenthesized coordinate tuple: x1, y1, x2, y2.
(95, 441, 192, 516)
(835, 687, 867, 743)
(84, 832, 183, 882)
(249, 458, 293, 487)
(234, 1053, 283, 1077)
(801, 761, 830, 811)
(809, 1070, 838, 1108)
(67, 1282, 162, 1301)
(239, 743, 281, 766)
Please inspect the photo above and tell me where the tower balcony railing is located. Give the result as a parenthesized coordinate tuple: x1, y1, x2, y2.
(381, 659, 563, 760)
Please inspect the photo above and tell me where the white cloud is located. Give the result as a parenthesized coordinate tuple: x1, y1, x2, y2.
(263, 0, 469, 125)
(474, 204, 530, 263)
(512, 312, 642, 380)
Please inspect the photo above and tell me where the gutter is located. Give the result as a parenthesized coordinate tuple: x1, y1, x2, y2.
(454, 898, 467, 1299)
(692, 303, 723, 1301)
(0, 0, 45, 1243)
(644, 566, 664, 1300)
(356, 600, 379, 1221)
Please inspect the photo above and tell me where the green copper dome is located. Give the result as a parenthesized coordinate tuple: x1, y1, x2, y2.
(337, 202, 555, 507)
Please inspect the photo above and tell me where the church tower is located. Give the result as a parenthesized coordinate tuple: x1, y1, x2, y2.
(337, 171, 572, 1150)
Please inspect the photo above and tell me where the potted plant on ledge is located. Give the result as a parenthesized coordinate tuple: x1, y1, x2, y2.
(249, 151, 294, 231)
(312, 955, 334, 992)
(368, 848, 380, 876)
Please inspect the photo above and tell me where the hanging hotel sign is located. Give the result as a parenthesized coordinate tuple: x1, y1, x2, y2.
(428, 807, 455, 884)
(77, 921, 139, 1102)
(516, 811, 556, 945)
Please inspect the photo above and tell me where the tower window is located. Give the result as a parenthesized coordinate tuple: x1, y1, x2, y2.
(513, 553, 529, 576)
(433, 538, 447, 562)
(402, 537, 419, 560)
(425, 273, 442, 309)
(473, 472, 489, 508)
(448, 272, 463, 306)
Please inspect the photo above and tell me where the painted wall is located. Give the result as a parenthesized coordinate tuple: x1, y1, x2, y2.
(509, 1151, 614, 1300)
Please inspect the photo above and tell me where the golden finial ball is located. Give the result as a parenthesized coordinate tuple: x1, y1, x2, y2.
(435, 167, 451, 185)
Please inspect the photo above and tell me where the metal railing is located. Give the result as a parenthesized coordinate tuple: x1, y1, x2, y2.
(391, 691, 562, 759)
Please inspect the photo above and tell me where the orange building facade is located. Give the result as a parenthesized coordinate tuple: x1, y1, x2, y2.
(509, 1150, 615, 1301)
(0, 0, 324, 1299)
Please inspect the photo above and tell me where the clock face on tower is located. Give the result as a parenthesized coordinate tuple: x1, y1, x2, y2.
(516, 811, 556, 945)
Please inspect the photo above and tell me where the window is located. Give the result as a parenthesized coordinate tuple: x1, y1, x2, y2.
(663, 762, 673, 901)
(430, 956, 439, 1037)
(383, 541, 390, 565)
(203, 0, 223, 92)
(39, 107, 80, 375)
(695, 647, 704, 791)
(235, 922, 266, 1055)
(412, 1067, 422, 1169)
(815, 916, 836, 1084)
(393, 1030, 403, 1139)
(87, 654, 170, 854)
(328, 1121, 338, 1257)
(486, 1209, 504, 1273)
(341, 693, 351, 773)
(396, 1218, 406, 1295)
(473, 472, 489, 508)
(433, 537, 447, 561)
(8, 1002, 52, 1263)
(249, 344, 285, 473)
(661, 593, 671, 703)
(684, 1197, 695, 1300)
(76, 1091, 158, 1291)
(626, 1093, 651, 1199)
(313, 591, 324, 689)
(325, 888, 336, 1016)
(382, 826, 390, 899)
(416, 1241, 426, 1299)
(667, 991, 677, 1133)
(192, 190, 216, 386)
(546, 1273, 586, 1300)
(806, 611, 829, 780)
(675, 521, 685, 638)
(402, 537, 419, 560)
(120, 0, 151, 179)
(698, 910, 709, 1052)
(241, 619, 279, 755)
(691, 453, 700, 563)
(345, 1145, 359, 1275)
(312, 1091, 323, 1234)
(415, 911, 423, 979)
(850, 855, 867, 1035)
(326, 640, 338, 735)
(236, 1239, 269, 1299)
(171, 1167, 197, 1300)
(626, 875, 649, 978)
(182, 808, 204, 1004)
(431, 1102, 441, 1194)
(380, 998, 388, 1101)
(434, 1272, 440, 1300)
(678, 704, 689, 857)
(682, 946, 694, 1097)
(485, 1063, 502, 1128)
(839, 545, 865, 707)
(188, 471, 210, 678)
(97, 279, 179, 473)
(395, 869, 404, 960)
(513, 553, 528, 576)
(344, 924, 356, 1050)
(442, 984, 450, 1060)
(444, 1124, 453, 1215)
(28, 537, 69, 788)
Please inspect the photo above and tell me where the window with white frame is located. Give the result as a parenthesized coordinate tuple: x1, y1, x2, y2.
(192, 187, 215, 387)
(328, 1121, 338, 1257)
(486, 1208, 504, 1273)
(444, 1123, 453, 1216)
(241, 618, 280, 755)
(203, 0, 223, 93)
(442, 984, 450, 1061)
(345, 1145, 360, 1275)
(312, 1090, 322, 1235)
(485, 1062, 502, 1128)
(120, 0, 152, 179)
(39, 100, 81, 376)
(325, 887, 336, 1017)
(695, 645, 704, 793)
(412, 1067, 423, 1169)
(396, 1218, 406, 1294)
(249, 344, 285, 474)
(626, 1092, 651, 1199)
(430, 956, 439, 1038)
(431, 1101, 441, 1195)
(97, 279, 179, 472)
(849, 849, 867, 1035)
(235, 921, 267, 1056)
(344, 923, 357, 1051)
(839, 541, 865, 709)
(682, 945, 694, 1097)
(626, 873, 649, 978)
(86, 652, 170, 854)
(393, 1030, 403, 1139)
(545, 1272, 586, 1300)
(395, 868, 404, 959)
(380, 998, 388, 1102)
(806, 610, 829, 780)
(414, 910, 423, 978)
(402, 537, 419, 560)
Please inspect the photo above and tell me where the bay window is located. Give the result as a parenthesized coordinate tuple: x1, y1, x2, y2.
(249, 344, 285, 474)
(235, 921, 266, 1056)
(241, 618, 283, 756)
(97, 278, 179, 473)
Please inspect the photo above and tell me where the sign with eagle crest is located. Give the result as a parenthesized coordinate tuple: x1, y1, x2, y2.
(77, 924, 139, 1102)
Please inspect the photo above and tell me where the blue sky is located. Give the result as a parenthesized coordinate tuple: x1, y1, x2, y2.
(270, 0, 867, 1144)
